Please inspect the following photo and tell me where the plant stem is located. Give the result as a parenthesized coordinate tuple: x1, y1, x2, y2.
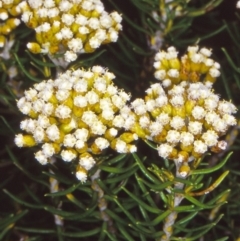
(160, 160, 187, 241)
(49, 157, 64, 228)
(91, 169, 115, 233)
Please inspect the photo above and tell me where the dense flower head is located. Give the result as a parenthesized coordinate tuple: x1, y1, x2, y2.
(14, 66, 137, 182)
(20, 0, 122, 62)
(132, 46, 237, 170)
(0, 0, 22, 47)
(154, 46, 221, 88)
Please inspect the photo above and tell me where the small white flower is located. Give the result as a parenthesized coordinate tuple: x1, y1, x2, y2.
(24, 88, 37, 101)
(93, 77, 106, 93)
(88, 17, 100, 29)
(109, 128, 118, 137)
(157, 144, 173, 159)
(33, 126, 45, 143)
(205, 111, 219, 124)
(95, 137, 109, 150)
(91, 121, 106, 135)
(156, 113, 170, 125)
(80, 156, 95, 170)
(170, 95, 184, 107)
(191, 53, 203, 63)
(42, 103, 54, 116)
(200, 48, 212, 57)
(213, 118, 227, 133)
(115, 139, 128, 153)
(170, 116, 185, 130)
(162, 79, 172, 88)
(68, 38, 83, 53)
(37, 115, 50, 129)
(166, 130, 180, 144)
(75, 140, 85, 149)
(155, 96, 168, 107)
(202, 130, 218, 147)
(55, 105, 71, 119)
(74, 79, 88, 93)
(192, 106, 206, 120)
(149, 122, 163, 136)
(113, 115, 125, 128)
(194, 140, 207, 154)
(35, 150, 48, 165)
(14, 134, 24, 147)
(61, 13, 74, 26)
(102, 109, 114, 120)
(64, 51, 77, 62)
(74, 95, 88, 108)
(100, 14, 112, 28)
(180, 132, 194, 146)
(74, 128, 89, 142)
(46, 124, 60, 141)
(42, 143, 55, 157)
(59, 0, 72, 11)
(188, 121, 202, 135)
(139, 116, 150, 128)
(76, 170, 87, 182)
(111, 95, 125, 109)
(154, 70, 166, 80)
(167, 69, 179, 78)
(61, 150, 77, 162)
(56, 89, 70, 102)
(63, 134, 77, 148)
(209, 68, 220, 78)
(222, 114, 237, 126)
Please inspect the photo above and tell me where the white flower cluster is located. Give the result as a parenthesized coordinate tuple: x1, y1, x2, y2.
(154, 46, 220, 88)
(0, 0, 22, 47)
(14, 66, 137, 182)
(129, 46, 237, 177)
(20, 0, 122, 62)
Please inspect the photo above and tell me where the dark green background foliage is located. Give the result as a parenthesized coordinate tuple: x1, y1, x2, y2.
(0, 0, 240, 240)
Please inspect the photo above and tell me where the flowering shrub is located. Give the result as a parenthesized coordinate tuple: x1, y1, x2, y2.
(0, 0, 22, 47)
(20, 0, 122, 62)
(14, 66, 137, 182)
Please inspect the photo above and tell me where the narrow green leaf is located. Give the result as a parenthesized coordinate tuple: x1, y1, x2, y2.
(174, 205, 195, 212)
(15, 227, 55, 234)
(0, 116, 15, 134)
(13, 53, 41, 82)
(104, 230, 118, 241)
(100, 163, 137, 174)
(98, 222, 107, 241)
(105, 195, 137, 224)
(107, 154, 127, 165)
(105, 166, 138, 184)
(44, 204, 97, 220)
(3, 189, 44, 209)
(0, 210, 28, 230)
(184, 195, 216, 209)
(61, 227, 100, 237)
(132, 153, 160, 183)
(221, 48, 240, 73)
(191, 152, 232, 175)
(122, 187, 162, 214)
(25, 50, 56, 67)
(135, 173, 158, 208)
(117, 223, 135, 241)
(175, 211, 199, 225)
(45, 182, 82, 197)
(147, 210, 172, 226)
